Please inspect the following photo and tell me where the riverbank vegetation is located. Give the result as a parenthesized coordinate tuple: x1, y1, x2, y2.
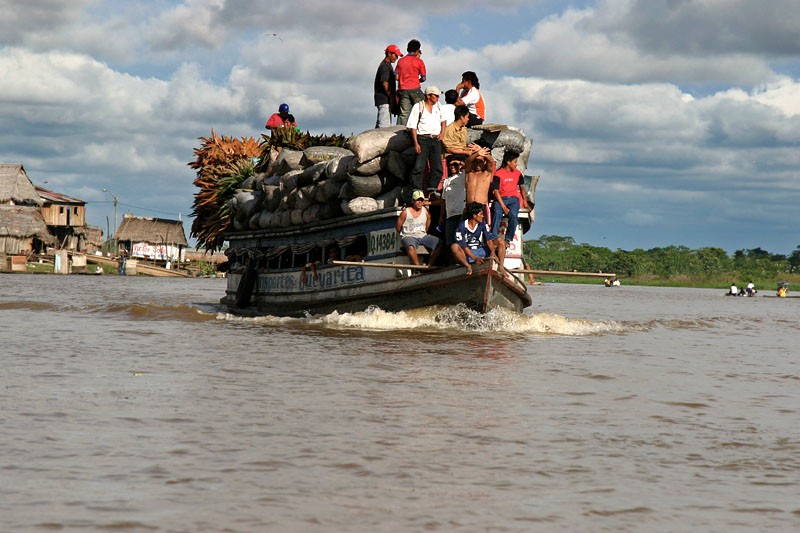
(524, 235, 800, 288)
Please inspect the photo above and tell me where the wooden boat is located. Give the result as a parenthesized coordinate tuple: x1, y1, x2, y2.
(220, 207, 531, 317)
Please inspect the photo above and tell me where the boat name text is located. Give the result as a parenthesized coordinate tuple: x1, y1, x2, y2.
(258, 265, 366, 292)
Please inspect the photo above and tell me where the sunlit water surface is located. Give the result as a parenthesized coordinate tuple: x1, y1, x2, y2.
(1, 274, 798, 531)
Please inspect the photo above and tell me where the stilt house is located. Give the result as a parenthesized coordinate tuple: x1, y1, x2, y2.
(35, 186, 102, 252)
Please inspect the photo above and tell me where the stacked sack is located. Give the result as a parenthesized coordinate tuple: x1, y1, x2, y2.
(229, 125, 532, 231)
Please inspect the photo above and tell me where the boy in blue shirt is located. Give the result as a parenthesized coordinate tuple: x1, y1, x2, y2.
(451, 202, 504, 275)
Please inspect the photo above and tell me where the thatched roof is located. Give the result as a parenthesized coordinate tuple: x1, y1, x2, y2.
(0, 164, 43, 206)
(116, 215, 189, 246)
(0, 205, 55, 241)
(83, 225, 104, 245)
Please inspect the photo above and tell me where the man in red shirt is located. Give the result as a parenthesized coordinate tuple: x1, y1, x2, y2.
(395, 39, 426, 126)
(489, 150, 529, 244)
(265, 103, 294, 129)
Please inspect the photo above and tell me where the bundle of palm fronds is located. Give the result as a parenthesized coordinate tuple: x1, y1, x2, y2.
(189, 130, 262, 251)
(255, 128, 351, 172)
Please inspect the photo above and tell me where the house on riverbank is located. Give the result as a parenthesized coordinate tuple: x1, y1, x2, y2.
(36, 185, 104, 253)
(0, 164, 54, 255)
(116, 214, 189, 263)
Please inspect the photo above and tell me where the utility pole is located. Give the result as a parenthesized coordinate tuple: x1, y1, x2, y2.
(102, 188, 119, 256)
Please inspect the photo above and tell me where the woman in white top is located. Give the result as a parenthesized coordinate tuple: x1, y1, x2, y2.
(456, 71, 485, 126)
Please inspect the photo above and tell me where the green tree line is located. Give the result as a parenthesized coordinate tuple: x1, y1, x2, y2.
(524, 235, 800, 284)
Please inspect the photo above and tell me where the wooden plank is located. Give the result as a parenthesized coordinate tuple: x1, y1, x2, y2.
(510, 269, 616, 278)
(331, 260, 436, 270)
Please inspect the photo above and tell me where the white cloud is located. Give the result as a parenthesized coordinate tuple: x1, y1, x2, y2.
(1, 0, 799, 253)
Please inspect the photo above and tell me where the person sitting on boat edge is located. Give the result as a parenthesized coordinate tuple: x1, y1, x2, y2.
(490, 149, 529, 245)
(776, 281, 788, 297)
(451, 201, 503, 276)
(396, 190, 443, 267)
(746, 280, 756, 296)
(727, 282, 739, 296)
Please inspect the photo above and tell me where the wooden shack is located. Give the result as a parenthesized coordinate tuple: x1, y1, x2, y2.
(116, 215, 189, 263)
(36, 186, 96, 251)
(0, 164, 54, 255)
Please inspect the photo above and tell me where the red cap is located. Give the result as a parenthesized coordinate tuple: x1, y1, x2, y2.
(385, 44, 404, 57)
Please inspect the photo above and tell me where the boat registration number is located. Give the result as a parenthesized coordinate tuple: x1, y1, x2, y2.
(368, 229, 399, 256)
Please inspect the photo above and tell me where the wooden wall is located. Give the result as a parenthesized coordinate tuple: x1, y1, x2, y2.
(41, 204, 85, 227)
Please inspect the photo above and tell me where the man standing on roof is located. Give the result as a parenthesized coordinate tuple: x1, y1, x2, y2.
(407, 86, 446, 192)
(395, 39, 426, 126)
(374, 44, 402, 128)
(265, 103, 294, 129)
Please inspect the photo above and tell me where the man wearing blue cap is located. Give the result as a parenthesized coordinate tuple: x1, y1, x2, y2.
(265, 103, 295, 129)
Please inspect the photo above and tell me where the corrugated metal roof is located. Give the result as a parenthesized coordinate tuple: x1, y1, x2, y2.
(35, 186, 86, 205)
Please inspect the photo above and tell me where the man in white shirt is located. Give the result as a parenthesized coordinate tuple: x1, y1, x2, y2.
(407, 85, 446, 191)
(440, 89, 458, 126)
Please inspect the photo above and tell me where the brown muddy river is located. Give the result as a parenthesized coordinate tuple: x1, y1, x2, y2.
(1, 273, 798, 531)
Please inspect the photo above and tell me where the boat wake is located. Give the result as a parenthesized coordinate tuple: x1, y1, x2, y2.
(217, 304, 624, 336)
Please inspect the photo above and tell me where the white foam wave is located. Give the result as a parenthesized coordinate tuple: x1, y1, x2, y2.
(217, 304, 623, 336)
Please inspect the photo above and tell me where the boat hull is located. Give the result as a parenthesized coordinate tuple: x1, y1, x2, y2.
(221, 261, 531, 317)
(220, 208, 531, 317)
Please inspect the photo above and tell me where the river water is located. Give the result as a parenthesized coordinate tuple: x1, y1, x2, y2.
(1, 273, 798, 531)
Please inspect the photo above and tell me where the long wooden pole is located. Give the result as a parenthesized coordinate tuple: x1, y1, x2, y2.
(331, 260, 436, 270)
(510, 269, 616, 278)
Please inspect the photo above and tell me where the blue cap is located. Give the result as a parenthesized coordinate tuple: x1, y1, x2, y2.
(279, 103, 289, 113)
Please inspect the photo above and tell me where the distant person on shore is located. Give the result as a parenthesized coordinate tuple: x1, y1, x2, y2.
(452, 201, 503, 275)
(490, 150, 529, 245)
(728, 282, 739, 296)
(407, 86, 445, 191)
(455, 71, 485, 126)
(746, 281, 756, 296)
(396, 189, 443, 266)
(374, 44, 402, 128)
(395, 39, 426, 126)
(265, 103, 295, 129)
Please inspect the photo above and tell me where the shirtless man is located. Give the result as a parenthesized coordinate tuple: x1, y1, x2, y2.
(463, 148, 506, 269)
(465, 146, 495, 205)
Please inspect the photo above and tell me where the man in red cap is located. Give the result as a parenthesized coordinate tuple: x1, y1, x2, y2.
(395, 39, 426, 126)
(374, 44, 403, 128)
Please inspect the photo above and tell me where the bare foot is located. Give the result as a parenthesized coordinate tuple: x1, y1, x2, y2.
(465, 265, 473, 275)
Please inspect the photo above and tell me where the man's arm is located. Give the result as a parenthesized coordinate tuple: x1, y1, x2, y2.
(395, 209, 407, 233)
(519, 184, 529, 210)
(407, 103, 421, 153)
(464, 150, 480, 172)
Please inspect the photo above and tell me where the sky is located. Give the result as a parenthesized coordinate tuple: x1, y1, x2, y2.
(1, 0, 799, 255)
